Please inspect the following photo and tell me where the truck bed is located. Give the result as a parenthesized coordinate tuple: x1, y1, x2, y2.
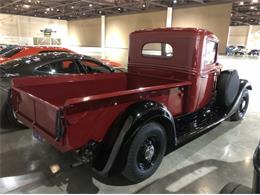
(12, 73, 191, 151)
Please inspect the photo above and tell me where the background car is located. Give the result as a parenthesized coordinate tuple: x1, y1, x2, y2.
(226, 45, 236, 55)
(234, 45, 247, 56)
(0, 52, 124, 128)
(0, 46, 73, 63)
(248, 49, 260, 57)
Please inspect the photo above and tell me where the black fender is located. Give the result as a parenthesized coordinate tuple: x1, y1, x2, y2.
(92, 101, 176, 177)
(226, 79, 252, 117)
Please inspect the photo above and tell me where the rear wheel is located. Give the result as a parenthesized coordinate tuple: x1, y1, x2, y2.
(230, 90, 249, 121)
(6, 102, 25, 128)
(122, 122, 166, 183)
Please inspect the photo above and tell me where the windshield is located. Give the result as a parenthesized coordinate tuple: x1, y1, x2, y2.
(0, 46, 17, 55)
(2, 47, 22, 58)
(0, 59, 23, 70)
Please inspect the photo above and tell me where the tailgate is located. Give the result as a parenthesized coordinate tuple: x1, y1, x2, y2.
(12, 87, 64, 142)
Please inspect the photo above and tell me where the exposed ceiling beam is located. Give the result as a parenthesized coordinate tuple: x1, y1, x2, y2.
(0, 0, 22, 9)
(189, 0, 204, 3)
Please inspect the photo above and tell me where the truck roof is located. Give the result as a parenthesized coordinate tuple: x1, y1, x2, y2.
(131, 27, 218, 41)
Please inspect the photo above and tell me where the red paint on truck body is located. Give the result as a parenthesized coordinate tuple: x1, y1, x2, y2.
(12, 28, 221, 152)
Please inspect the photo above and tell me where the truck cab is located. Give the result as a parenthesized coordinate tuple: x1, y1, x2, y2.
(11, 28, 251, 183)
(128, 28, 220, 113)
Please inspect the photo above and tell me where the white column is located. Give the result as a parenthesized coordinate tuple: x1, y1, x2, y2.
(166, 7, 173, 27)
(101, 15, 106, 59)
(245, 25, 252, 49)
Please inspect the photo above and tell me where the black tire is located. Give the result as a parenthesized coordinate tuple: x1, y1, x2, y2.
(6, 102, 25, 128)
(230, 90, 249, 121)
(122, 122, 166, 183)
(217, 70, 240, 108)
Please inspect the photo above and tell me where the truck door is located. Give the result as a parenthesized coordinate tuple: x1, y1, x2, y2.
(197, 38, 218, 109)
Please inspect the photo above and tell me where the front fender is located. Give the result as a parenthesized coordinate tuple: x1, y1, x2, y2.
(93, 101, 176, 177)
(227, 79, 252, 117)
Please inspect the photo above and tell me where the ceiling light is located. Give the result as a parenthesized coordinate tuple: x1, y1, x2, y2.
(71, 6, 74, 9)
(46, 8, 50, 11)
(82, 13, 86, 15)
(142, 3, 146, 8)
(50, 7, 54, 11)
(23, 4, 31, 9)
(57, 9, 59, 11)
(98, 10, 102, 14)
(28, 0, 31, 2)
(89, 3, 93, 7)
(250, 6, 255, 9)
(252, 0, 258, 3)
(173, 0, 177, 4)
(239, 1, 244, 5)
(117, 7, 122, 11)
(44, 11, 47, 14)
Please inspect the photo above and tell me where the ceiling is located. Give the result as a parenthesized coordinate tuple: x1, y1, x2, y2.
(232, 0, 260, 25)
(0, 0, 259, 26)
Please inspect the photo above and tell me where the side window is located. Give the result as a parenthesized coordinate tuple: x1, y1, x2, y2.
(203, 41, 217, 66)
(80, 60, 110, 73)
(49, 60, 79, 74)
(35, 64, 51, 73)
(35, 60, 79, 74)
(142, 43, 173, 57)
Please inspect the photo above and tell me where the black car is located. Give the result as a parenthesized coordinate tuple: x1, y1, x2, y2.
(248, 49, 260, 57)
(0, 52, 122, 128)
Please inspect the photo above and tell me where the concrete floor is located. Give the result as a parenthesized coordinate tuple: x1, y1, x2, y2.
(0, 56, 259, 194)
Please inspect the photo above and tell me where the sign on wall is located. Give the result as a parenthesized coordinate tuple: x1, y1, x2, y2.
(33, 28, 61, 45)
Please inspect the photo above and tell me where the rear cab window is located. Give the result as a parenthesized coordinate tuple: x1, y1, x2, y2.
(142, 43, 173, 57)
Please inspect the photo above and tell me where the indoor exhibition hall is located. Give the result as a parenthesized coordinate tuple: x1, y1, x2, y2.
(0, 0, 259, 194)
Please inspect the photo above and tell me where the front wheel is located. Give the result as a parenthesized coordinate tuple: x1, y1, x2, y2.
(122, 122, 166, 183)
(230, 90, 249, 121)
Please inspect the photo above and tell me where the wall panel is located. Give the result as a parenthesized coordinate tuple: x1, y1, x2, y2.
(105, 11, 167, 49)
(0, 13, 68, 45)
(172, 3, 232, 54)
(68, 18, 101, 47)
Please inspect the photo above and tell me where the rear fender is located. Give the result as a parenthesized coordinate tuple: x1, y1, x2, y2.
(93, 101, 176, 177)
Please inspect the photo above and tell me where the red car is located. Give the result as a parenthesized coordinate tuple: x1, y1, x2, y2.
(0, 46, 73, 64)
(11, 28, 251, 183)
(0, 46, 125, 68)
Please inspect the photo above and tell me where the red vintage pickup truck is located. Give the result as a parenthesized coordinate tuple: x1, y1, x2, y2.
(11, 28, 251, 183)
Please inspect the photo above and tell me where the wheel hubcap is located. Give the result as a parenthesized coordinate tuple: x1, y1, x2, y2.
(144, 144, 155, 162)
(137, 137, 159, 171)
(240, 97, 247, 113)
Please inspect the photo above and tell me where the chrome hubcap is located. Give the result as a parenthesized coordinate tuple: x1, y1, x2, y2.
(144, 145, 155, 162)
